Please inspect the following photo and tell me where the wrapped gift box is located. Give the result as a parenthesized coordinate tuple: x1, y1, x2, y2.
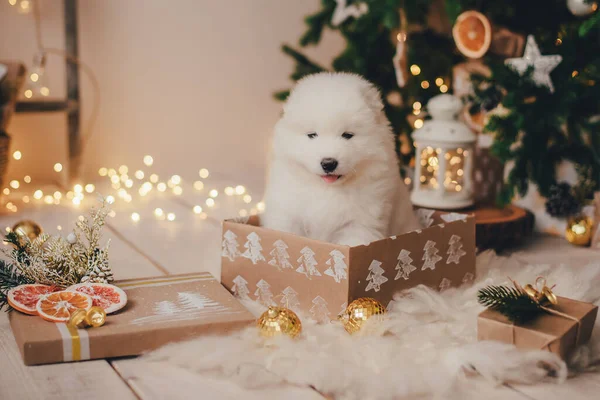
(478, 297, 598, 360)
(221, 214, 476, 322)
(9, 273, 255, 366)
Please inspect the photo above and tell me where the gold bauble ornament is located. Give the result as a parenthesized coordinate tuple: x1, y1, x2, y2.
(339, 297, 386, 334)
(68, 307, 107, 328)
(68, 309, 88, 328)
(257, 306, 302, 338)
(12, 220, 42, 241)
(565, 215, 593, 246)
(86, 306, 107, 328)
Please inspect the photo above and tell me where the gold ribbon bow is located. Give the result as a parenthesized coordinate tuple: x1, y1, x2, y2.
(513, 277, 558, 306)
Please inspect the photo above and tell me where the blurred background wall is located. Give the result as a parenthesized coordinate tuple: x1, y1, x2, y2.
(0, 0, 344, 192)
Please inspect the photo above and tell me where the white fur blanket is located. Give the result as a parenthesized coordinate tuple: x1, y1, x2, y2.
(130, 251, 600, 399)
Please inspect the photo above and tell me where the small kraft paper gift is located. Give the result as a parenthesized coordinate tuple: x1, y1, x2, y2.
(221, 212, 476, 322)
(10, 273, 255, 366)
(477, 279, 598, 360)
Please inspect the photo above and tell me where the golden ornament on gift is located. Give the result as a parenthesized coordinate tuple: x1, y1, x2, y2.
(339, 297, 386, 334)
(565, 215, 593, 246)
(68, 307, 107, 328)
(86, 306, 107, 328)
(257, 306, 302, 338)
(12, 220, 42, 241)
(68, 309, 88, 328)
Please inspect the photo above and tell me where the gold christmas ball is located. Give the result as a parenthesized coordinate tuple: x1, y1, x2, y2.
(257, 306, 302, 338)
(339, 297, 386, 334)
(85, 306, 107, 328)
(565, 215, 593, 246)
(68, 309, 89, 328)
(12, 220, 42, 241)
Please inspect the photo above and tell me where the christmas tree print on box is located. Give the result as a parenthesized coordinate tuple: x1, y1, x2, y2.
(296, 246, 321, 279)
(221, 212, 476, 323)
(131, 292, 242, 325)
(447, 235, 467, 264)
(310, 295, 331, 323)
(324, 249, 348, 283)
(222, 230, 241, 261)
(365, 260, 388, 292)
(231, 275, 250, 300)
(394, 249, 416, 280)
(439, 278, 452, 291)
(254, 279, 276, 306)
(242, 232, 266, 264)
(416, 208, 435, 228)
(268, 239, 293, 270)
(280, 286, 301, 313)
(422, 240, 442, 270)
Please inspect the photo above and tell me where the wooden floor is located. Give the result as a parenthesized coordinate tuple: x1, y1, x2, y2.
(0, 180, 599, 399)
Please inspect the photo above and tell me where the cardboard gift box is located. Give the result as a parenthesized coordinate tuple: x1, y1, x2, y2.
(478, 297, 598, 360)
(221, 213, 476, 322)
(9, 273, 255, 366)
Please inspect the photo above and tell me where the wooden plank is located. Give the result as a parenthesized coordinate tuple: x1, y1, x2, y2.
(0, 313, 136, 400)
(111, 361, 325, 400)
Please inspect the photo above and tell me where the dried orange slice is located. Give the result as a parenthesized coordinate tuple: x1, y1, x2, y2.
(453, 11, 492, 59)
(36, 291, 93, 322)
(67, 283, 128, 314)
(7, 284, 60, 315)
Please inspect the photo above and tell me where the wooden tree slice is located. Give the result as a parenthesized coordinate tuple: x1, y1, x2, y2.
(415, 205, 534, 252)
(473, 205, 534, 251)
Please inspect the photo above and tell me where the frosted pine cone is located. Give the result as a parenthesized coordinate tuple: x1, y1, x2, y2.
(544, 183, 581, 218)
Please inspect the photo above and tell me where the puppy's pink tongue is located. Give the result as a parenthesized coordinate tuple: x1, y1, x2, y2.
(321, 175, 340, 183)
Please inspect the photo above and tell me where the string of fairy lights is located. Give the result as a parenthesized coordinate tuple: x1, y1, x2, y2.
(407, 63, 448, 131)
(3, 150, 266, 226)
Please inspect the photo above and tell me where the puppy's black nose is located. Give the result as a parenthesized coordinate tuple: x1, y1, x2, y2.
(320, 158, 338, 173)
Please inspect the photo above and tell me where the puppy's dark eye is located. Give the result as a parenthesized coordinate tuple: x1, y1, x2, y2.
(307, 132, 318, 139)
(341, 132, 354, 140)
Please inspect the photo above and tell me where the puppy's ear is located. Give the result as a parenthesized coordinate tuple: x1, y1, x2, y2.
(362, 84, 384, 113)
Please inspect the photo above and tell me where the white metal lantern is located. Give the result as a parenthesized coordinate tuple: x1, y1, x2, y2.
(411, 94, 476, 210)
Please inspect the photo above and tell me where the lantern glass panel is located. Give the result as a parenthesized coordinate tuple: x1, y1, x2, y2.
(419, 146, 440, 190)
(443, 148, 466, 193)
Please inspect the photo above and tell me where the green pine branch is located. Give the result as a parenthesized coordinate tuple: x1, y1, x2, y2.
(478, 285, 542, 324)
(0, 259, 34, 311)
(299, 0, 337, 46)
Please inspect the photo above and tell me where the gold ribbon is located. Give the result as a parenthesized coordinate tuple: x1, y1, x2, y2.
(65, 323, 82, 361)
(508, 277, 582, 350)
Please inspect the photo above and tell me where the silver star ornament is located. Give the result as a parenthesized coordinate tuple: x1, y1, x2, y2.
(505, 35, 562, 93)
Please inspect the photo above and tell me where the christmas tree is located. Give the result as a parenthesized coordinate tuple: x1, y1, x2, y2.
(231, 275, 251, 300)
(242, 232, 266, 265)
(394, 249, 416, 280)
(280, 286, 301, 312)
(324, 249, 348, 283)
(268, 239, 293, 270)
(254, 279, 276, 306)
(296, 246, 322, 279)
(310, 295, 331, 323)
(446, 234, 467, 264)
(422, 240, 442, 270)
(279, 0, 600, 205)
(365, 259, 388, 292)
(222, 230, 241, 262)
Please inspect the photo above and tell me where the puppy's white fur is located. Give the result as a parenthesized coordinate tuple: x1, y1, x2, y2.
(262, 72, 420, 246)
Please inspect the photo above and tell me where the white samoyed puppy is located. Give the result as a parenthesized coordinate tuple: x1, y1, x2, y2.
(262, 72, 421, 246)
